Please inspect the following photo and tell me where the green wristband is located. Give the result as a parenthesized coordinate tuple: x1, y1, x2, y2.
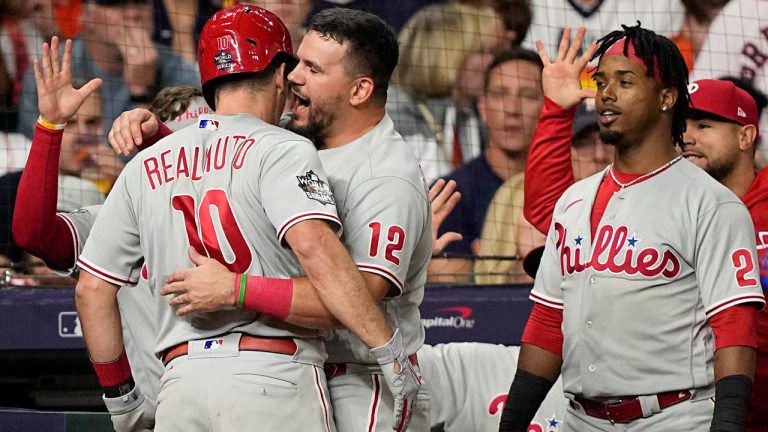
(237, 274, 247, 308)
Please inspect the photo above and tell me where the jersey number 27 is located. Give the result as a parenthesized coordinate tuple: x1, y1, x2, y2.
(172, 190, 252, 273)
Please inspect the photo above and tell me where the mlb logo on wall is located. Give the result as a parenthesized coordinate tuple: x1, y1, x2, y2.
(199, 119, 219, 130)
(204, 339, 224, 350)
(59, 312, 82, 338)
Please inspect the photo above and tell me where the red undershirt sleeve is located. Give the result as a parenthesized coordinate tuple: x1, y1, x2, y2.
(524, 98, 578, 235)
(135, 122, 173, 151)
(709, 304, 758, 350)
(12, 124, 75, 269)
(521, 302, 564, 357)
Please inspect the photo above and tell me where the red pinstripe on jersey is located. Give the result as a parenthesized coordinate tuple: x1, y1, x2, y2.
(358, 264, 404, 293)
(529, 291, 564, 310)
(277, 212, 342, 243)
(57, 213, 80, 271)
(313, 366, 332, 432)
(367, 374, 382, 432)
(707, 294, 766, 317)
(77, 257, 137, 286)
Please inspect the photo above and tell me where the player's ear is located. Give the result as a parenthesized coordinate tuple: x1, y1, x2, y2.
(274, 63, 287, 96)
(349, 77, 374, 107)
(660, 86, 678, 114)
(738, 124, 758, 151)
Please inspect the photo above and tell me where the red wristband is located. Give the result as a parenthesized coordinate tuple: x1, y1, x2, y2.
(242, 275, 293, 321)
(91, 350, 132, 388)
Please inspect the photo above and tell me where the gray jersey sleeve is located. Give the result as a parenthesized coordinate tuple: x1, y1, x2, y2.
(342, 178, 428, 295)
(696, 202, 765, 316)
(259, 138, 341, 245)
(77, 170, 142, 286)
(52, 205, 100, 276)
(529, 217, 565, 310)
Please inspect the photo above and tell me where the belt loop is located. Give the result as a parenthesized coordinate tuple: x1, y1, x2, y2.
(638, 394, 662, 418)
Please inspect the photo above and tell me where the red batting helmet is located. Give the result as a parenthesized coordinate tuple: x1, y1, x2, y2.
(198, 5, 295, 109)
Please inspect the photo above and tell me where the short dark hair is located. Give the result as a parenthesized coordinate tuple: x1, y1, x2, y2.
(483, 48, 543, 92)
(592, 22, 690, 148)
(307, 8, 399, 103)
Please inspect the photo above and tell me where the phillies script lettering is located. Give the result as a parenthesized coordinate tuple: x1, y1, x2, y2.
(556, 222, 681, 277)
(143, 135, 257, 190)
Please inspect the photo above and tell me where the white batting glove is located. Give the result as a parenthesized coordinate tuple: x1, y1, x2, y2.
(370, 328, 424, 431)
(102, 385, 156, 432)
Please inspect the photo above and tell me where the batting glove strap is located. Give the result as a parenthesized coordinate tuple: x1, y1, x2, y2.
(370, 329, 424, 431)
(499, 369, 554, 432)
(710, 374, 752, 432)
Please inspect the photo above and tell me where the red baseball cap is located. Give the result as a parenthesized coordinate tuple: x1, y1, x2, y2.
(688, 79, 759, 133)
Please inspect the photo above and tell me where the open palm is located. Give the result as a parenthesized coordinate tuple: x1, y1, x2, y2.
(34, 36, 102, 125)
(536, 27, 597, 109)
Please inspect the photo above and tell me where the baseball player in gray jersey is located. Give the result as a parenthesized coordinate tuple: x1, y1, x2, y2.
(499, 25, 765, 431)
(417, 343, 567, 432)
(146, 8, 432, 432)
(74, 6, 414, 432)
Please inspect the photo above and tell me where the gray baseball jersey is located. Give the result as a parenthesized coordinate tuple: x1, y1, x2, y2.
(532, 159, 765, 399)
(58, 206, 162, 402)
(78, 114, 342, 363)
(318, 114, 432, 432)
(417, 343, 567, 432)
(319, 114, 432, 364)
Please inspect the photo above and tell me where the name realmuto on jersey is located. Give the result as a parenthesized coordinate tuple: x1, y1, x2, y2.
(143, 135, 256, 190)
(556, 222, 682, 277)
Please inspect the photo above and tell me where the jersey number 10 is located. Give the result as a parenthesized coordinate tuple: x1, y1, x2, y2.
(172, 190, 252, 273)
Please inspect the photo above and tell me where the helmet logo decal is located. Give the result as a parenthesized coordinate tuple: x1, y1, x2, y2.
(214, 49, 234, 71)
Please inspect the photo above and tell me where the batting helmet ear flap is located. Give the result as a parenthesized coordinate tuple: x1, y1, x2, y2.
(198, 5, 294, 110)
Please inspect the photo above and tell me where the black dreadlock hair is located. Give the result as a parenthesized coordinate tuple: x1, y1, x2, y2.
(590, 22, 690, 148)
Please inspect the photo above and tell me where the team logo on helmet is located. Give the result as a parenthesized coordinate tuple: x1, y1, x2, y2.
(297, 170, 335, 206)
(214, 50, 234, 71)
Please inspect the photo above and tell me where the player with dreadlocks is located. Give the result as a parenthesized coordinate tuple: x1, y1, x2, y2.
(498, 23, 764, 432)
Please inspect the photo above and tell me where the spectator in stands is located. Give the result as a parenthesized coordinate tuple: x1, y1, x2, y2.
(671, 0, 729, 70)
(451, 0, 533, 176)
(429, 48, 544, 282)
(474, 103, 610, 284)
(309, 0, 441, 33)
(388, 2, 508, 183)
(17, 0, 199, 140)
(0, 0, 58, 129)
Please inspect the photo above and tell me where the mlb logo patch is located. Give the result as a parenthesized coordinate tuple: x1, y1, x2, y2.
(59, 312, 82, 338)
(203, 339, 224, 350)
(199, 119, 219, 130)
